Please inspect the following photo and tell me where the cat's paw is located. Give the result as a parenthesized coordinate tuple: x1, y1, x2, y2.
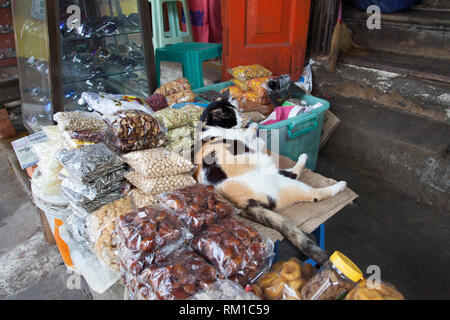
(298, 153, 308, 165)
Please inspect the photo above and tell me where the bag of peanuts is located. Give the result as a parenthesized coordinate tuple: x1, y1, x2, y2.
(166, 90, 196, 107)
(121, 148, 194, 178)
(251, 258, 318, 300)
(155, 78, 191, 97)
(128, 189, 159, 208)
(153, 108, 190, 130)
(54, 111, 107, 132)
(125, 171, 196, 195)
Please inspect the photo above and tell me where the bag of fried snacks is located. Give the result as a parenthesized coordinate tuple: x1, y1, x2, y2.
(228, 64, 272, 82)
(251, 258, 317, 300)
(345, 280, 405, 300)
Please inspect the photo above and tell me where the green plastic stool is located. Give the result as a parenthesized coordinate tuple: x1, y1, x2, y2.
(149, 0, 194, 50)
(156, 42, 223, 89)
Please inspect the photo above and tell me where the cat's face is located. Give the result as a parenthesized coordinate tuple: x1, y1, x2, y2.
(201, 100, 242, 129)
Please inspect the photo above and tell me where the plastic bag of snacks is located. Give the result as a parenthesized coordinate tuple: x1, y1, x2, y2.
(70, 131, 107, 143)
(113, 136, 167, 154)
(238, 101, 273, 116)
(243, 89, 270, 105)
(180, 104, 205, 126)
(106, 110, 166, 140)
(137, 250, 224, 300)
(231, 78, 251, 92)
(59, 167, 127, 194)
(301, 251, 364, 300)
(167, 90, 196, 107)
(54, 111, 106, 132)
(42, 125, 62, 141)
(153, 108, 189, 130)
(158, 185, 236, 233)
(121, 148, 194, 178)
(56, 143, 125, 183)
(228, 64, 272, 82)
(129, 189, 159, 208)
(251, 258, 318, 300)
(125, 171, 196, 195)
(82, 92, 152, 116)
(155, 78, 191, 97)
(190, 216, 274, 287)
(62, 131, 96, 150)
(167, 137, 194, 153)
(90, 197, 134, 272)
(166, 126, 194, 142)
(246, 76, 274, 91)
(345, 280, 405, 300)
(61, 184, 125, 213)
(221, 86, 246, 101)
(190, 280, 260, 300)
(61, 176, 125, 201)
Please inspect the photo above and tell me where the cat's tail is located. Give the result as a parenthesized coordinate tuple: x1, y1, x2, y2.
(241, 206, 329, 265)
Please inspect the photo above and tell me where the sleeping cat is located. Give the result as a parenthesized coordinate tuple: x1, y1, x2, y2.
(196, 99, 347, 263)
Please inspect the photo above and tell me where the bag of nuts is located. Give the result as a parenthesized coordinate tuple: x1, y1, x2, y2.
(106, 109, 166, 140)
(125, 171, 196, 195)
(121, 148, 195, 178)
(54, 111, 107, 132)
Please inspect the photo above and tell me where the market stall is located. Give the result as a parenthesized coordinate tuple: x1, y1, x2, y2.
(16, 60, 405, 301)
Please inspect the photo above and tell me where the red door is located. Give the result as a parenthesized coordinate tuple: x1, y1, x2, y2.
(221, 0, 311, 81)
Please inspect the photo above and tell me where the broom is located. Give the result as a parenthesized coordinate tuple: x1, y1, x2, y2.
(329, 0, 361, 72)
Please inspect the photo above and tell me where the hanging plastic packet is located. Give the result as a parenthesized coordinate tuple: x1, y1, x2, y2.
(295, 59, 315, 93)
(266, 74, 307, 107)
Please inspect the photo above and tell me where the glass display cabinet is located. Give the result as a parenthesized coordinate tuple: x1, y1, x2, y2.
(12, 0, 155, 132)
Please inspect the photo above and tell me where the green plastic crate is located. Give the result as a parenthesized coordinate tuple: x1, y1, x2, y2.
(259, 96, 330, 171)
(193, 81, 330, 171)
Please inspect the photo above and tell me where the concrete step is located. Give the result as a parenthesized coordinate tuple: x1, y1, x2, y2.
(312, 57, 450, 123)
(317, 95, 450, 211)
(343, 5, 450, 60)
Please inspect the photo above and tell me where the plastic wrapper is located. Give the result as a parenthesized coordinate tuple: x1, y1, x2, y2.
(91, 197, 134, 272)
(106, 110, 165, 140)
(62, 131, 97, 150)
(180, 104, 205, 126)
(158, 185, 236, 232)
(228, 64, 272, 82)
(266, 74, 307, 108)
(155, 78, 191, 97)
(66, 213, 94, 249)
(70, 131, 107, 143)
(190, 280, 260, 300)
(56, 143, 125, 183)
(153, 108, 189, 130)
(246, 76, 274, 91)
(166, 90, 196, 107)
(113, 135, 168, 153)
(243, 88, 270, 105)
(190, 216, 274, 287)
(238, 101, 273, 116)
(167, 137, 194, 153)
(54, 111, 106, 132)
(221, 86, 246, 101)
(62, 184, 124, 213)
(345, 280, 405, 300)
(61, 177, 126, 201)
(31, 167, 62, 196)
(33, 140, 63, 177)
(138, 250, 224, 300)
(82, 92, 153, 116)
(115, 205, 193, 275)
(231, 78, 251, 92)
(129, 189, 159, 208)
(59, 167, 128, 194)
(125, 171, 196, 195)
(251, 258, 318, 300)
(295, 59, 314, 93)
(121, 148, 194, 178)
(166, 126, 194, 142)
(42, 125, 62, 141)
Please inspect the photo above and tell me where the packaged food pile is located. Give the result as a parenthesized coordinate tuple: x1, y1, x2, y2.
(224, 65, 275, 124)
(190, 280, 259, 300)
(56, 143, 128, 215)
(345, 280, 405, 300)
(154, 78, 195, 107)
(153, 104, 203, 153)
(251, 258, 318, 300)
(105, 109, 167, 153)
(122, 148, 196, 200)
(190, 215, 274, 287)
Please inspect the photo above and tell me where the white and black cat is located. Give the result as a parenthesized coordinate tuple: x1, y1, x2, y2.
(196, 101, 347, 263)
